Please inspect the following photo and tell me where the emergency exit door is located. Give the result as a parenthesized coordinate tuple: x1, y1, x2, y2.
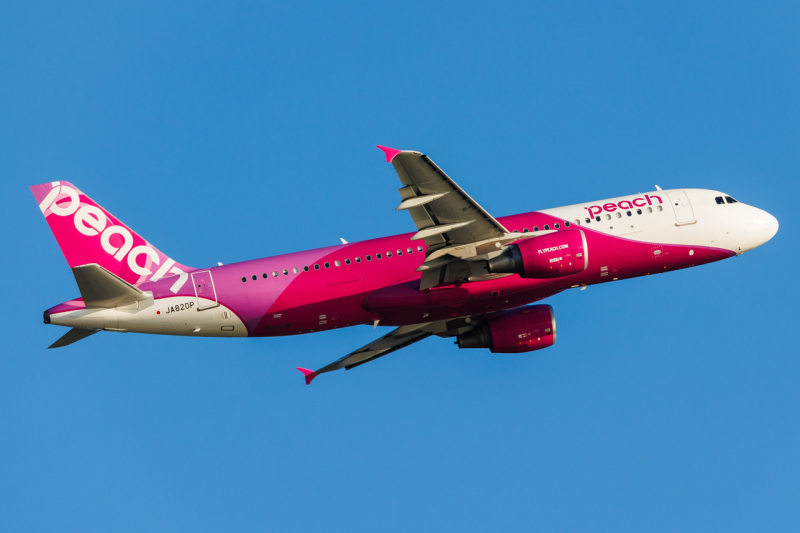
(191, 270, 218, 310)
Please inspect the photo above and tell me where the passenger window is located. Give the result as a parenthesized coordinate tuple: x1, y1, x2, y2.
(324, 262, 330, 268)
(293, 267, 299, 274)
(282, 269, 288, 275)
(513, 229, 519, 233)
(366, 255, 372, 261)
(725, 196, 738, 203)
(715, 196, 725, 205)
(566, 221, 572, 227)
(345, 258, 351, 265)
(387, 251, 392, 258)
(605, 214, 611, 220)
(376, 253, 382, 259)
(585, 218, 590, 224)
(646, 207, 652, 213)
(241, 277, 246, 282)
(252, 275, 257, 281)
(595, 216, 601, 221)
(615, 212, 621, 218)
(417, 246, 423, 252)
(657, 205, 663, 211)
(355, 257, 361, 263)
(636, 209, 642, 215)
(554, 223, 560, 229)
(523, 228, 528, 233)
(626, 211, 632, 216)
(544, 224, 550, 230)
(262, 273, 268, 278)
(334, 260, 341, 267)
(397, 249, 402, 256)
(534, 226, 540, 231)
(407, 247, 413, 254)
(303, 266, 309, 272)
(272, 271, 278, 277)
(314, 264, 320, 270)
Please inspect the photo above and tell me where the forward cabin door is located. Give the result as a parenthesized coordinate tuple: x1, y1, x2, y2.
(191, 270, 218, 310)
(666, 190, 696, 225)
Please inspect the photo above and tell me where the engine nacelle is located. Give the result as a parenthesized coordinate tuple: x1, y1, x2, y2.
(456, 305, 556, 353)
(487, 229, 587, 278)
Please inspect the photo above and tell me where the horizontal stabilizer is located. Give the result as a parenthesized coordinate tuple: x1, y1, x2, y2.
(48, 327, 100, 349)
(73, 263, 151, 309)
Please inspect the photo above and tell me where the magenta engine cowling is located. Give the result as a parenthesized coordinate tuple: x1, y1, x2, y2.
(488, 229, 587, 278)
(456, 304, 556, 353)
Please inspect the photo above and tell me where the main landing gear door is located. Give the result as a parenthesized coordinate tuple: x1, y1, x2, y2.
(666, 190, 696, 225)
(191, 270, 219, 310)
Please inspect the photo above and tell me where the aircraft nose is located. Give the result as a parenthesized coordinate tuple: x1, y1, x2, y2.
(764, 211, 779, 242)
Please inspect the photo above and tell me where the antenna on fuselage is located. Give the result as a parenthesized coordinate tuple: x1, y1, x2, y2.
(655, 185, 663, 191)
(340, 238, 348, 244)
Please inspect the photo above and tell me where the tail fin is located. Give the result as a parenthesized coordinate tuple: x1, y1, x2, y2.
(30, 181, 192, 286)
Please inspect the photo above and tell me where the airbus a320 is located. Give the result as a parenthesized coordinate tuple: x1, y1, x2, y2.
(33, 146, 778, 384)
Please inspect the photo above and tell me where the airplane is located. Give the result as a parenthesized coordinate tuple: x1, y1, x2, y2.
(33, 146, 779, 384)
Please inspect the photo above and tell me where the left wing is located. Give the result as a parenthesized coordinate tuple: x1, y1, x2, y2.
(378, 146, 509, 246)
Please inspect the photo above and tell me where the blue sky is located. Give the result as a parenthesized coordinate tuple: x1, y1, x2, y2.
(1, 1, 798, 531)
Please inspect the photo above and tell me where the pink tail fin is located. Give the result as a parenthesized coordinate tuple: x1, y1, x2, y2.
(296, 367, 318, 385)
(30, 181, 192, 286)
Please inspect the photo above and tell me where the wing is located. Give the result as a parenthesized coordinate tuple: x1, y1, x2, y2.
(297, 324, 432, 384)
(377, 146, 530, 289)
(378, 146, 508, 245)
(296, 317, 483, 384)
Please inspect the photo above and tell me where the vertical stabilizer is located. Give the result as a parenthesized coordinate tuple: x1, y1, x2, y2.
(30, 181, 193, 286)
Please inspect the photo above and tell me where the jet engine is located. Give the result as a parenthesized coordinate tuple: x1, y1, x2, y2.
(487, 229, 587, 278)
(456, 305, 556, 353)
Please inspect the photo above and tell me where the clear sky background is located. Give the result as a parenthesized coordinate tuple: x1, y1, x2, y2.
(1, 2, 798, 531)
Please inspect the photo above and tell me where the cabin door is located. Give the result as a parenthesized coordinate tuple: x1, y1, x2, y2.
(191, 270, 219, 310)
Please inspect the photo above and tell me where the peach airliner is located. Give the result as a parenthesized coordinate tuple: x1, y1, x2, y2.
(33, 146, 778, 384)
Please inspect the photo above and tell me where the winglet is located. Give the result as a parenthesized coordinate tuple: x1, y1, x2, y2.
(376, 145, 402, 163)
(296, 367, 318, 385)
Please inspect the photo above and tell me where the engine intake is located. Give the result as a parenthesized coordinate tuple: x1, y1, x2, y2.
(456, 305, 556, 353)
(488, 229, 587, 278)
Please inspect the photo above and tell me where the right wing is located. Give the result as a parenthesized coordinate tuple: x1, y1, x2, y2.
(297, 324, 432, 384)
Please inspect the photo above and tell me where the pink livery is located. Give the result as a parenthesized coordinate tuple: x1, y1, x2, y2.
(33, 147, 779, 384)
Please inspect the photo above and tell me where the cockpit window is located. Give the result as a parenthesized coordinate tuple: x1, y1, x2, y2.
(715, 196, 725, 205)
(725, 196, 738, 204)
